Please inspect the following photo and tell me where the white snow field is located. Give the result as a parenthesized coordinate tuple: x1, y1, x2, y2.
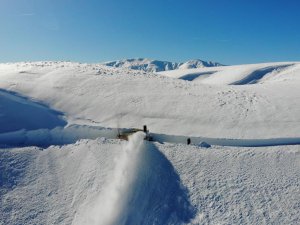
(0, 61, 300, 224)
(1, 135, 299, 225)
(0, 61, 300, 138)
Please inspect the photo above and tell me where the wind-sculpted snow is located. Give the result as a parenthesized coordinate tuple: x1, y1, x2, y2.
(73, 132, 195, 225)
(1, 140, 299, 225)
(178, 71, 216, 81)
(0, 149, 36, 194)
(160, 62, 299, 85)
(0, 89, 66, 133)
(230, 65, 292, 85)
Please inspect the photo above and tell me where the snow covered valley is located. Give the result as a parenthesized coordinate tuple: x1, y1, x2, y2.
(0, 61, 300, 224)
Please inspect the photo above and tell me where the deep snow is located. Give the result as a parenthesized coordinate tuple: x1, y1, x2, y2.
(0, 61, 300, 138)
(1, 137, 299, 225)
(0, 89, 66, 133)
(0, 60, 300, 225)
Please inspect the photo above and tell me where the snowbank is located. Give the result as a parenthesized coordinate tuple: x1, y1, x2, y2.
(0, 89, 66, 133)
(1, 139, 299, 224)
(73, 132, 194, 225)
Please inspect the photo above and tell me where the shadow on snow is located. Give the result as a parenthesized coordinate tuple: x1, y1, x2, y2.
(119, 141, 196, 224)
(0, 89, 66, 133)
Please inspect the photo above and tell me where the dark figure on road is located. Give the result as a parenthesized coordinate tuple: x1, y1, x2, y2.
(187, 138, 191, 145)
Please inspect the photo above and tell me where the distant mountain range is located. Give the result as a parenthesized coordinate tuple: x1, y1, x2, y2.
(102, 58, 224, 72)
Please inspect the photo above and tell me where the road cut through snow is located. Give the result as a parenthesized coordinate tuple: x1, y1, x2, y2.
(1, 125, 300, 148)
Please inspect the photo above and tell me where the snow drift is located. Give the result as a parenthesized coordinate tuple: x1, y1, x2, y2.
(1, 139, 299, 225)
(159, 62, 300, 85)
(0, 89, 66, 133)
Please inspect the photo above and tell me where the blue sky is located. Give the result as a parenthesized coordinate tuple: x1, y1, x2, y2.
(1, 0, 300, 65)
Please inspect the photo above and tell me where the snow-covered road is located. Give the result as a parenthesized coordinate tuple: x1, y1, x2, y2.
(1, 124, 300, 148)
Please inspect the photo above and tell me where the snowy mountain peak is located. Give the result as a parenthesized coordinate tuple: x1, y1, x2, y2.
(178, 59, 223, 69)
(102, 58, 223, 72)
(103, 58, 179, 72)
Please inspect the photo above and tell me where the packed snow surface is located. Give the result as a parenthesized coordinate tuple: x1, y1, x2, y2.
(0, 60, 300, 224)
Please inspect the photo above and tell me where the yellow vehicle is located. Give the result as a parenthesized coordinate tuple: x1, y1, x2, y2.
(117, 125, 153, 141)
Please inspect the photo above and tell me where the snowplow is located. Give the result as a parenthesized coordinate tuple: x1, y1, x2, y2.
(117, 125, 153, 141)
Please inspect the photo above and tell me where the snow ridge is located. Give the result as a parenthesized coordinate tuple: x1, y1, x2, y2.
(73, 132, 195, 225)
(73, 132, 146, 225)
(0, 89, 66, 133)
(178, 59, 223, 69)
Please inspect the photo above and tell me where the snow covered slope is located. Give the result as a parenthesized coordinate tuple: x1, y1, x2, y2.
(178, 59, 223, 70)
(159, 61, 300, 85)
(0, 61, 299, 139)
(0, 60, 300, 225)
(0, 89, 66, 133)
(1, 135, 299, 225)
(103, 58, 222, 72)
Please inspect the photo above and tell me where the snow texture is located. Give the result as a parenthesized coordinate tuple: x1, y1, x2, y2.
(0, 61, 300, 138)
(0, 89, 66, 133)
(73, 132, 194, 225)
(1, 139, 299, 225)
(0, 60, 300, 225)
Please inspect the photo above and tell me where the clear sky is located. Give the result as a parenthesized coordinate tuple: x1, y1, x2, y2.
(1, 0, 300, 65)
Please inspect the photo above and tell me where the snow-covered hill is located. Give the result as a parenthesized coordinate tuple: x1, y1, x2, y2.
(178, 59, 223, 70)
(0, 60, 300, 225)
(103, 58, 223, 72)
(0, 61, 299, 138)
(158, 61, 300, 85)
